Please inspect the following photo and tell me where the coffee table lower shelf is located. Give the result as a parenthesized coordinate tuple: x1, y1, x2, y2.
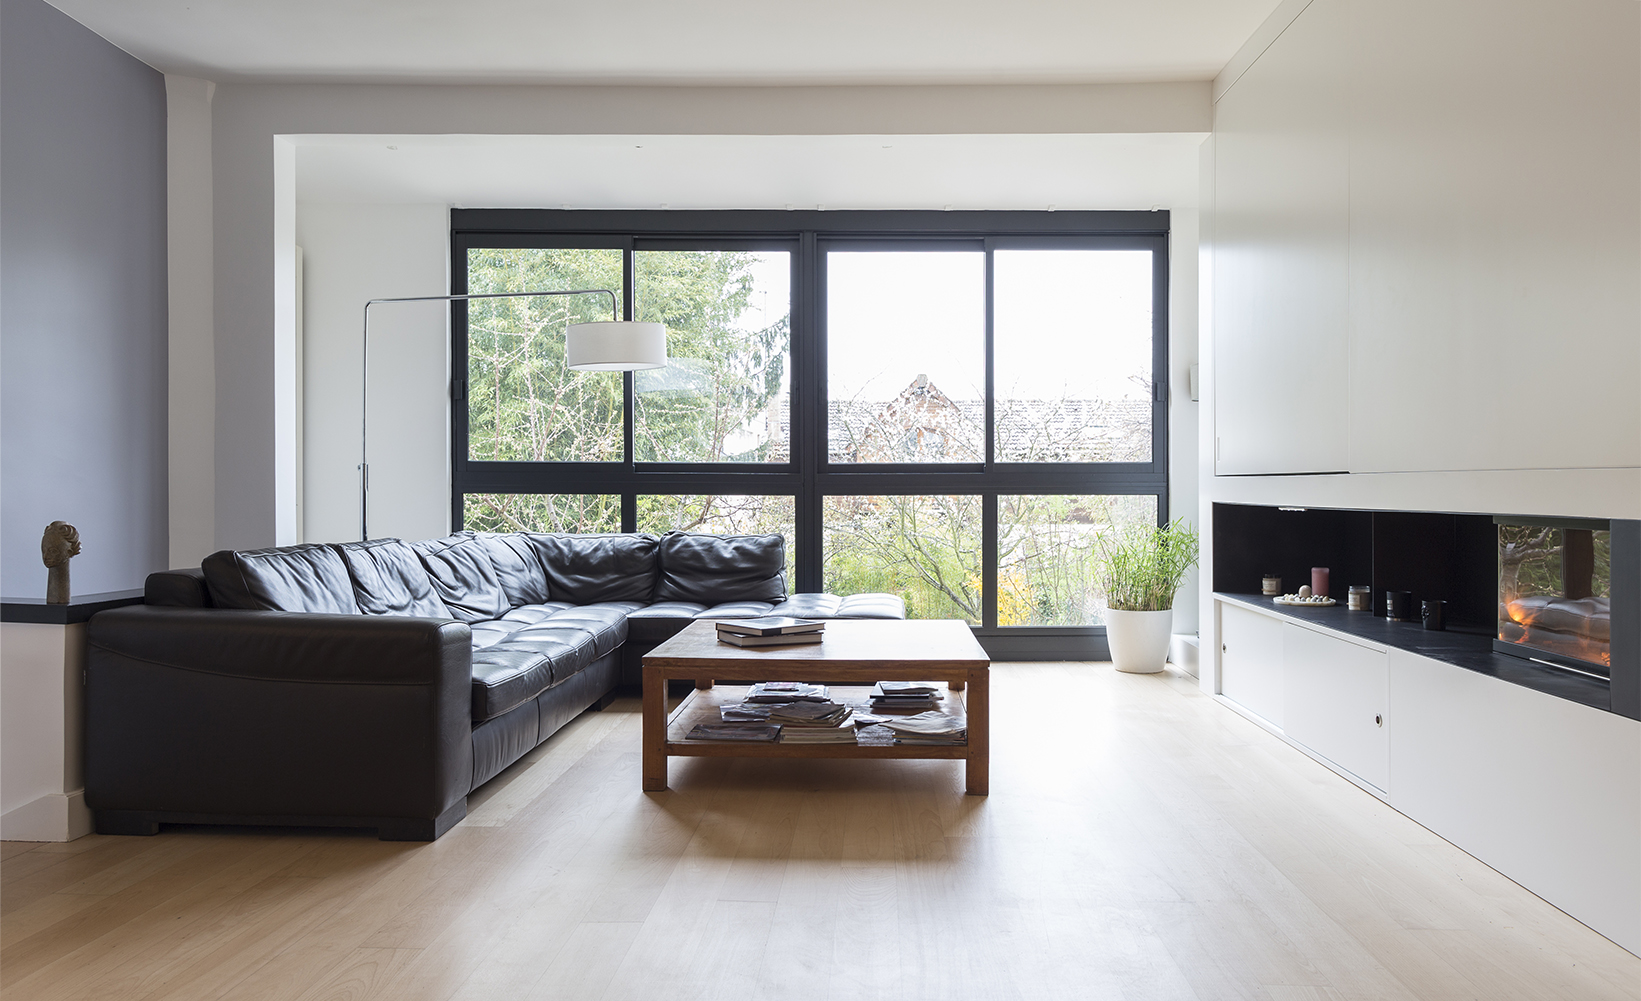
(664, 684, 969, 761)
(649, 682, 984, 790)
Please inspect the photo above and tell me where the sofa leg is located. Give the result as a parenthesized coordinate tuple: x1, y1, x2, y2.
(591, 687, 620, 711)
(377, 799, 467, 842)
(94, 810, 160, 836)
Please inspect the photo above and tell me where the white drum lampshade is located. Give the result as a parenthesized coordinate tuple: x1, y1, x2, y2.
(565, 320, 667, 371)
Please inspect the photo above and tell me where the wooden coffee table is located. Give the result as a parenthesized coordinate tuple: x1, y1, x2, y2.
(641, 618, 991, 794)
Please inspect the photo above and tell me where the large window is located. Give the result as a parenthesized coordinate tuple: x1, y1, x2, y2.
(451, 211, 1168, 657)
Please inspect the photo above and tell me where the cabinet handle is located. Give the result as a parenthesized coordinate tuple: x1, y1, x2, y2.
(1375, 714, 1383, 727)
(1222, 644, 1228, 652)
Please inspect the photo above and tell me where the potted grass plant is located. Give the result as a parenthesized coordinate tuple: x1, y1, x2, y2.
(1098, 520, 1200, 674)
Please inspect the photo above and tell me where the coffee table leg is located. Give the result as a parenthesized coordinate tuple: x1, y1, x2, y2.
(965, 672, 989, 795)
(642, 667, 667, 792)
(695, 679, 714, 690)
(950, 680, 965, 692)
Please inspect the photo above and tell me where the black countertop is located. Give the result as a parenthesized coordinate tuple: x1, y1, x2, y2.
(1, 589, 144, 624)
(1216, 592, 1612, 714)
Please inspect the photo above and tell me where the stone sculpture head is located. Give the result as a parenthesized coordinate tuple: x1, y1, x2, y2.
(41, 521, 81, 568)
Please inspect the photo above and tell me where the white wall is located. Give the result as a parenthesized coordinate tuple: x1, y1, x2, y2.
(296, 203, 450, 544)
(1168, 207, 1203, 636)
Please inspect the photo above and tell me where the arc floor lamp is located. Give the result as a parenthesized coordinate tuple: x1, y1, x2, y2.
(360, 289, 666, 540)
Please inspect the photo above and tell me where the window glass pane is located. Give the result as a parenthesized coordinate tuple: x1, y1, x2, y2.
(463, 493, 621, 533)
(998, 494, 1158, 626)
(826, 252, 984, 463)
(466, 248, 624, 462)
(638, 494, 796, 584)
(994, 250, 1153, 462)
(635, 251, 791, 462)
(823, 495, 981, 623)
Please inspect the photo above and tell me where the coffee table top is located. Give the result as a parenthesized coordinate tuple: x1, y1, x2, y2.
(643, 618, 988, 679)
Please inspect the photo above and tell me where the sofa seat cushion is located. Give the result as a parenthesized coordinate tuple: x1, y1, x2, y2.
(466, 603, 634, 721)
(469, 602, 576, 650)
(775, 592, 908, 619)
(625, 601, 708, 643)
(202, 544, 361, 615)
(691, 600, 780, 619)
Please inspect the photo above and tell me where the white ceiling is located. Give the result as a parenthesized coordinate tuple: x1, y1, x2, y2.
(52, 0, 1280, 85)
(294, 133, 1207, 211)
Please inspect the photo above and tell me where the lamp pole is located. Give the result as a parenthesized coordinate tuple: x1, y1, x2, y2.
(360, 288, 619, 541)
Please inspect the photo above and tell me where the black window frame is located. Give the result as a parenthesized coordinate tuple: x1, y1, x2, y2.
(451, 210, 1170, 659)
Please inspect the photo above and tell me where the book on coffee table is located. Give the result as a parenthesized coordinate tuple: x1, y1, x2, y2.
(715, 616, 825, 637)
(717, 629, 825, 647)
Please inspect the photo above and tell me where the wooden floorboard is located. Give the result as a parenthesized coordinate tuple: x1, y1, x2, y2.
(4, 664, 1637, 1001)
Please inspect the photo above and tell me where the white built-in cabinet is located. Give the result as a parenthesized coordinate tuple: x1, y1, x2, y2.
(1214, 595, 1641, 954)
(1282, 624, 1388, 792)
(1219, 602, 1285, 728)
(1211, 0, 1641, 476)
(1210, 0, 1349, 476)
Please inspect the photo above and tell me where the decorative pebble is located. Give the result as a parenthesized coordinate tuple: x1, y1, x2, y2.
(1298, 584, 1312, 598)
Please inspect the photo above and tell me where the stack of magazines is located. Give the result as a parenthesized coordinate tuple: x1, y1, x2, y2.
(744, 681, 830, 703)
(869, 681, 943, 713)
(716, 617, 825, 647)
(770, 701, 858, 744)
(882, 711, 966, 746)
(685, 722, 780, 742)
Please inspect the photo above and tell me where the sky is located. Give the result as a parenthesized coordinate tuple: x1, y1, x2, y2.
(802, 249, 1152, 403)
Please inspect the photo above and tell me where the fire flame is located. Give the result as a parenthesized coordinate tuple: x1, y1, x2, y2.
(1503, 599, 1611, 667)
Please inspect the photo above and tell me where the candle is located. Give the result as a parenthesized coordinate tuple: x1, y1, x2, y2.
(1311, 567, 1330, 598)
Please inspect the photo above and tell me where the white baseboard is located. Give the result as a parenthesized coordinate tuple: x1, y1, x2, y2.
(1, 790, 92, 842)
(1168, 634, 1201, 678)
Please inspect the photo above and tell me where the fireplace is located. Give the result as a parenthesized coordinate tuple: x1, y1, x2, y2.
(1496, 517, 1611, 678)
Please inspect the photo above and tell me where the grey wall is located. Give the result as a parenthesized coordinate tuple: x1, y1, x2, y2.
(0, 0, 168, 596)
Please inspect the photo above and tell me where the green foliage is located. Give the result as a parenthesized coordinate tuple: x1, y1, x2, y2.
(998, 494, 1156, 625)
(466, 248, 626, 463)
(823, 496, 982, 622)
(1098, 519, 1199, 612)
(634, 252, 789, 462)
(463, 493, 620, 534)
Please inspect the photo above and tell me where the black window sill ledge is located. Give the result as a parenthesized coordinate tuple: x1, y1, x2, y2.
(1216, 592, 1618, 716)
(1, 590, 145, 625)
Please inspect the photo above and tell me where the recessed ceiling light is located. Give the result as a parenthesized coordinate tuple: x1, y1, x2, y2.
(386, 145, 397, 150)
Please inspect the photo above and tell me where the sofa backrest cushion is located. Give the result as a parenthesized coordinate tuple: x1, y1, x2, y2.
(654, 531, 786, 606)
(411, 533, 509, 623)
(334, 539, 451, 618)
(201, 544, 361, 615)
(475, 534, 552, 608)
(528, 533, 660, 604)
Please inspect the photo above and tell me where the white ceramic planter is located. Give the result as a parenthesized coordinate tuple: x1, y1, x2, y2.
(1104, 607, 1174, 674)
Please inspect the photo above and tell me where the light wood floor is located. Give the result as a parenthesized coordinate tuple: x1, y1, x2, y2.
(4, 664, 1638, 1001)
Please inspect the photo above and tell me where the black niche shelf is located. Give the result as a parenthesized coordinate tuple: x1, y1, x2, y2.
(1213, 503, 1639, 720)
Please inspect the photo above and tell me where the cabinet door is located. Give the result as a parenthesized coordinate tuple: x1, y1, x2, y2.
(1283, 623, 1388, 791)
(1212, 0, 1350, 475)
(1220, 603, 1285, 728)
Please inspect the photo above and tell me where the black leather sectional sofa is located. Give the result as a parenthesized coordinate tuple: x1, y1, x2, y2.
(85, 531, 903, 841)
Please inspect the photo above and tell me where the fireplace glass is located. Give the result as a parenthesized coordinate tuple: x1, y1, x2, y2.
(1496, 518, 1611, 676)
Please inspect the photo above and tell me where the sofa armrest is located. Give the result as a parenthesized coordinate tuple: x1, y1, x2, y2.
(88, 605, 470, 684)
(85, 606, 474, 829)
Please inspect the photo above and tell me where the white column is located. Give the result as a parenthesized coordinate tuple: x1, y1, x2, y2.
(0, 623, 92, 841)
(166, 75, 216, 566)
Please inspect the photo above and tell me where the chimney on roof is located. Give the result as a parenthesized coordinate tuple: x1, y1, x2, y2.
(914, 373, 928, 390)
